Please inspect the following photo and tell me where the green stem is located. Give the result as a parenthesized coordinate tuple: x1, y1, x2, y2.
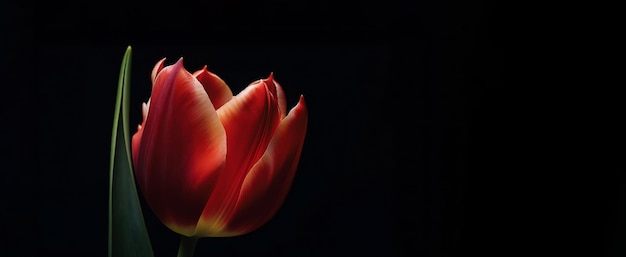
(177, 236, 199, 257)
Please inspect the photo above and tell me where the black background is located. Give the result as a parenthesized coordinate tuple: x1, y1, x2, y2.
(0, 1, 618, 257)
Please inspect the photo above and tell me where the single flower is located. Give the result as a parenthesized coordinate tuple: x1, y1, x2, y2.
(131, 58, 308, 237)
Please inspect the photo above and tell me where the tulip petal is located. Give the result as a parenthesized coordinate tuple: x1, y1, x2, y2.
(223, 96, 307, 236)
(265, 73, 287, 118)
(131, 123, 144, 169)
(133, 58, 227, 236)
(195, 78, 282, 236)
(192, 66, 233, 109)
(131, 102, 150, 166)
(151, 58, 166, 85)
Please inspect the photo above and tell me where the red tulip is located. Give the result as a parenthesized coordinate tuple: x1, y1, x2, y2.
(131, 58, 308, 237)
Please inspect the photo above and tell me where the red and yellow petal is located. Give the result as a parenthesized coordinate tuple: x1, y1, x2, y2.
(133, 58, 227, 237)
(194, 78, 282, 236)
(223, 95, 307, 236)
(192, 66, 233, 109)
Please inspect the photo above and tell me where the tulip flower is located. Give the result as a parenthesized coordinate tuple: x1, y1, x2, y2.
(131, 58, 308, 238)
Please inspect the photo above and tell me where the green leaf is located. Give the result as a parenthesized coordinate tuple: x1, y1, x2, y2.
(108, 46, 155, 257)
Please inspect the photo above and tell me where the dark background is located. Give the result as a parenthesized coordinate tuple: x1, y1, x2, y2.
(0, 1, 618, 257)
